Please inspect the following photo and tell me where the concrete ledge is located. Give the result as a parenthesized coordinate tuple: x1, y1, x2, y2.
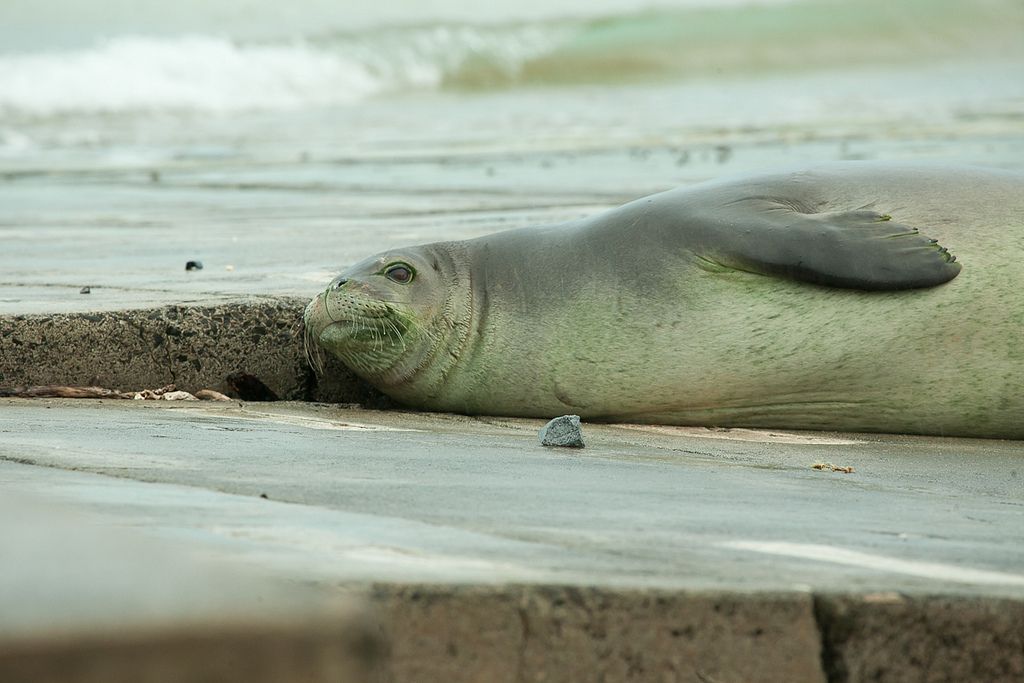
(1, 585, 1022, 681)
(0, 299, 387, 405)
(366, 586, 1024, 683)
(371, 585, 827, 683)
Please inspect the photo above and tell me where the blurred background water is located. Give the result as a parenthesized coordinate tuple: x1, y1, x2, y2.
(1, 0, 1022, 312)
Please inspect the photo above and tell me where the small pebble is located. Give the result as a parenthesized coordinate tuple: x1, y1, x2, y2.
(79, 286, 91, 294)
(225, 264, 235, 272)
(539, 415, 585, 448)
(185, 260, 203, 271)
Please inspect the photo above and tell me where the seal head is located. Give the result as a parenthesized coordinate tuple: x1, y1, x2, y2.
(303, 242, 472, 400)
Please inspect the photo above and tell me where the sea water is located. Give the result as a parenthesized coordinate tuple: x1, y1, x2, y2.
(0, 0, 1022, 312)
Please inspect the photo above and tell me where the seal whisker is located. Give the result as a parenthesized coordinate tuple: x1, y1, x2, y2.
(324, 292, 339, 323)
(302, 319, 324, 376)
(385, 317, 407, 354)
(373, 322, 383, 352)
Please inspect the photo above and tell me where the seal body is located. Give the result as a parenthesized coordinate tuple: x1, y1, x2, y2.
(305, 163, 1024, 439)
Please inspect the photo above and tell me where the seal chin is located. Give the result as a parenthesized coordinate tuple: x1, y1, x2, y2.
(317, 321, 406, 378)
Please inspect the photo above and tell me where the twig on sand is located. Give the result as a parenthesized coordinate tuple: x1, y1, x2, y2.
(812, 462, 855, 474)
(0, 384, 231, 401)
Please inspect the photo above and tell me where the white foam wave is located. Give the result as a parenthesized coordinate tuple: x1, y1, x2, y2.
(0, 35, 399, 114)
(0, 28, 566, 115)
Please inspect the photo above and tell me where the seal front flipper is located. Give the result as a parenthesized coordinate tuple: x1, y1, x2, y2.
(695, 198, 962, 291)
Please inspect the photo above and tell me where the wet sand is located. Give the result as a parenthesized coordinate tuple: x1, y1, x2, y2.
(3, 62, 1023, 314)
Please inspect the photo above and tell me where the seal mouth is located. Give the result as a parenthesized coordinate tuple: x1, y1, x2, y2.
(322, 315, 409, 350)
(303, 288, 423, 378)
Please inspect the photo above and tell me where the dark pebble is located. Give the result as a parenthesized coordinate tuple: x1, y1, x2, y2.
(185, 260, 203, 271)
(79, 286, 91, 294)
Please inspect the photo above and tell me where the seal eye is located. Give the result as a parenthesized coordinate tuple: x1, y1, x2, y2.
(384, 264, 414, 284)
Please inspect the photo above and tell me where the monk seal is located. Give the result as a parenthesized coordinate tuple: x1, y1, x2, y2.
(304, 163, 1024, 439)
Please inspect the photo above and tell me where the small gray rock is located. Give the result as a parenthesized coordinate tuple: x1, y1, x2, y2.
(539, 415, 585, 448)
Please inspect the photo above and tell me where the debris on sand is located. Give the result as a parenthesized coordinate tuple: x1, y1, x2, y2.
(1, 384, 234, 401)
(160, 390, 199, 401)
(132, 385, 177, 400)
(812, 462, 855, 474)
(195, 389, 232, 401)
(1, 385, 125, 399)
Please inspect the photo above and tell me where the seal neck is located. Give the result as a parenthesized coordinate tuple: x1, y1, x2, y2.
(372, 241, 475, 401)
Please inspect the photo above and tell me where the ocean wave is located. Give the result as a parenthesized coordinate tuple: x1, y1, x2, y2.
(0, 28, 570, 115)
(0, 0, 1019, 115)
